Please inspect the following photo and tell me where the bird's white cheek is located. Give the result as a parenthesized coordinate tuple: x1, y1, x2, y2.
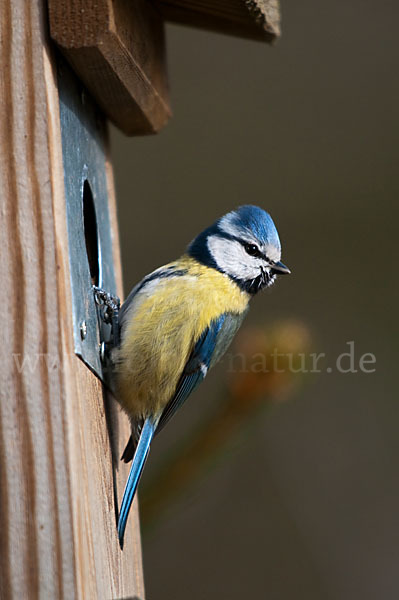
(207, 236, 260, 280)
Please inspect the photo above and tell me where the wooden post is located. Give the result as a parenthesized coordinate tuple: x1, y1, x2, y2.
(0, 2, 144, 598)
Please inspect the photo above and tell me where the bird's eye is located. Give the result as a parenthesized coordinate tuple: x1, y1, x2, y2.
(244, 244, 261, 258)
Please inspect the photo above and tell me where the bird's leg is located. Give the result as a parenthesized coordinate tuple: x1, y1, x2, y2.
(93, 286, 121, 350)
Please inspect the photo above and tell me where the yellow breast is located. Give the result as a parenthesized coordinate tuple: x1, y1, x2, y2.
(114, 255, 249, 419)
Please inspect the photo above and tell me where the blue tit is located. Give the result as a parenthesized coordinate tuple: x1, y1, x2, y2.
(114, 205, 290, 548)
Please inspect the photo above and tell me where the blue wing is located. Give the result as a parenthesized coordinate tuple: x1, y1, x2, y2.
(156, 314, 227, 433)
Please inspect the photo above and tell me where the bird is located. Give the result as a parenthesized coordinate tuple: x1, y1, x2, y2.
(112, 205, 290, 548)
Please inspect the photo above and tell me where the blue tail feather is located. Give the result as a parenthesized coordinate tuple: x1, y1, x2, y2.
(118, 418, 156, 549)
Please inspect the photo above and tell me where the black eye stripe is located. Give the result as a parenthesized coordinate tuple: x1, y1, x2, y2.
(213, 230, 271, 262)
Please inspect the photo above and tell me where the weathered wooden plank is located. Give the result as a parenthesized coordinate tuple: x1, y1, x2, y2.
(0, 1, 145, 598)
(48, 0, 171, 136)
(157, 0, 281, 41)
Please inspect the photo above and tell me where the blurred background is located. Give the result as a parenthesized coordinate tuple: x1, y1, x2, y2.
(110, 1, 398, 598)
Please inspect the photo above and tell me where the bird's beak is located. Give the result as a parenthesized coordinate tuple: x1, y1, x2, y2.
(271, 261, 291, 275)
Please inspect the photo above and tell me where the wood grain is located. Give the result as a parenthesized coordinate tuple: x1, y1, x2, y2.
(0, 1, 144, 598)
(48, 0, 171, 136)
(157, 0, 281, 41)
